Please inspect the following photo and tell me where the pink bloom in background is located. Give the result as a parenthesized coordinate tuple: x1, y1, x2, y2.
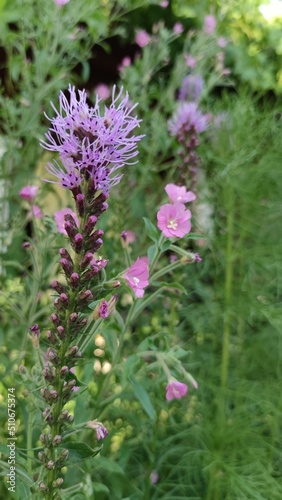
(32, 205, 43, 219)
(135, 30, 151, 48)
(160, 0, 169, 7)
(166, 380, 188, 401)
(217, 36, 227, 48)
(165, 183, 196, 204)
(168, 102, 209, 136)
(184, 54, 197, 68)
(178, 74, 204, 102)
(157, 203, 191, 238)
(124, 257, 149, 298)
(19, 185, 38, 202)
(173, 22, 184, 34)
(118, 56, 131, 72)
(121, 230, 136, 244)
(204, 15, 216, 35)
(54, 0, 70, 5)
(150, 470, 159, 484)
(95, 83, 110, 100)
(54, 208, 79, 235)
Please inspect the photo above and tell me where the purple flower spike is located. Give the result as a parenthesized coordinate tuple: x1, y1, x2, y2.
(41, 85, 144, 194)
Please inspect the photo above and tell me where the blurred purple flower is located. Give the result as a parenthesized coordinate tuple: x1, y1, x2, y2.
(41, 85, 143, 194)
(173, 22, 184, 34)
(32, 205, 43, 219)
(168, 102, 208, 136)
(178, 74, 204, 102)
(184, 54, 197, 68)
(157, 203, 191, 238)
(54, 0, 70, 5)
(95, 84, 110, 100)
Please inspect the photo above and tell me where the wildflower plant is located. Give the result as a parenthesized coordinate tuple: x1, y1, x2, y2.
(19, 85, 200, 497)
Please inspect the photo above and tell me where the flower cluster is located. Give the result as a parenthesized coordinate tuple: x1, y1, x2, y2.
(41, 85, 144, 194)
(157, 183, 195, 239)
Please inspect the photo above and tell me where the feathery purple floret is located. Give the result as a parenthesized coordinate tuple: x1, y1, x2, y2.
(41, 85, 144, 193)
(168, 102, 208, 137)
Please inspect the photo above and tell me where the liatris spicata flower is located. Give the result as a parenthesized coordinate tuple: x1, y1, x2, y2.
(123, 257, 149, 298)
(41, 85, 144, 194)
(157, 203, 191, 238)
(164, 183, 196, 204)
(204, 14, 216, 35)
(35, 85, 143, 497)
(178, 74, 204, 103)
(166, 380, 188, 401)
(168, 102, 209, 185)
(135, 30, 151, 47)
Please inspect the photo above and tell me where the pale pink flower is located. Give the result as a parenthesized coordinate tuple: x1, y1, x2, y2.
(95, 83, 110, 100)
(54, 0, 70, 5)
(166, 380, 188, 401)
(118, 56, 131, 72)
(121, 230, 136, 244)
(157, 203, 191, 238)
(124, 257, 149, 298)
(217, 36, 227, 48)
(150, 470, 159, 484)
(204, 15, 216, 35)
(98, 300, 109, 319)
(32, 205, 43, 219)
(173, 22, 184, 34)
(87, 420, 108, 440)
(160, 0, 169, 7)
(135, 30, 151, 48)
(54, 208, 79, 235)
(19, 185, 38, 202)
(165, 184, 196, 204)
(184, 53, 197, 68)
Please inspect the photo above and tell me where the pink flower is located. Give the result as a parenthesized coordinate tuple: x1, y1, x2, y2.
(98, 300, 109, 319)
(157, 203, 191, 238)
(118, 56, 131, 72)
(173, 22, 184, 34)
(166, 380, 188, 401)
(165, 184, 196, 204)
(54, 208, 79, 235)
(54, 0, 70, 5)
(160, 0, 169, 7)
(32, 205, 43, 219)
(135, 30, 151, 48)
(204, 15, 216, 35)
(217, 36, 227, 48)
(19, 185, 38, 202)
(184, 53, 197, 68)
(95, 84, 110, 100)
(124, 257, 149, 298)
(87, 420, 108, 440)
(121, 230, 136, 245)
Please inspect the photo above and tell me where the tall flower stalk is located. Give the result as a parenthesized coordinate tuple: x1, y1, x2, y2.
(35, 85, 143, 497)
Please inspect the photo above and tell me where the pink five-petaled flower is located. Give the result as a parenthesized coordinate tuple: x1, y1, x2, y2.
(164, 183, 196, 204)
(157, 203, 191, 238)
(124, 257, 149, 298)
(19, 185, 38, 202)
(54, 208, 79, 235)
(166, 380, 188, 401)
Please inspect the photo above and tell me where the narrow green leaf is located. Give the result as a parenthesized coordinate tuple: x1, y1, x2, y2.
(143, 217, 159, 243)
(148, 244, 157, 263)
(128, 376, 156, 422)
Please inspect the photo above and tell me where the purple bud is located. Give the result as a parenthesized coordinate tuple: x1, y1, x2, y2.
(59, 247, 73, 261)
(57, 325, 65, 339)
(77, 289, 93, 304)
(50, 313, 60, 326)
(83, 215, 97, 235)
(98, 300, 109, 319)
(22, 241, 31, 249)
(75, 193, 86, 216)
(81, 252, 94, 270)
(51, 280, 66, 294)
(64, 220, 77, 240)
(46, 347, 59, 364)
(46, 460, 55, 470)
(30, 324, 40, 337)
(60, 258, 73, 277)
(50, 389, 59, 401)
(46, 330, 57, 344)
(60, 366, 69, 377)
(66, 345, 79, 357)
(73, 233, 83, 253)
(69, 272, 79, 287)
(69, 312, 78, 323)
(60, 293, 69, 307)
(53, 435, 62, 446)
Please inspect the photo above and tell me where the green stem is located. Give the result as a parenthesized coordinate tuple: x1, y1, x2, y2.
(26, 410, 34, 476)
(221, 185, 235, 389)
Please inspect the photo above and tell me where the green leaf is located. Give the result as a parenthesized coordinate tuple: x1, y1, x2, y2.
(148, 244, 157, 263)
(128, 375, 156, 422)
(161, 240, 172, 252)
(92, 482, 110, 494)
(62, 441, 101, 462)
(151, 281, 188, 295)
(143, 217, 159, 243)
